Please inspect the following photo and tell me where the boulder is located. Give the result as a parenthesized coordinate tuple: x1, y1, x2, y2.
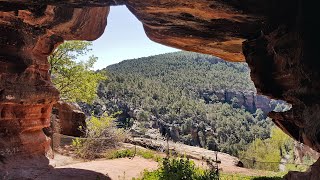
(52, 101, 86, 137)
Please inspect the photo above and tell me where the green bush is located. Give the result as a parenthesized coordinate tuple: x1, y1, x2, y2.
(160, 158, 195, 180)
(220, 174, 282, 180)
(71, 113, 126, 159)
(285, 164, 309, 172)
(112, 149, 134, 159)
(104, 148, 162, 162)
(138, 150, 154, 159)
(252, 177, 283, 180)
(137, 158, 219, 180)
(137, 150, 162, 162)
(239, 126, 294, 172)
(135, 169, 161, 180)
(137, 158, 284, 180)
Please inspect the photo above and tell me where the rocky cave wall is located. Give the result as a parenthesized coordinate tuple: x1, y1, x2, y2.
(52, 101, 86, 137)
(0, 5, 109, 161)
(0, 0, 319, 176)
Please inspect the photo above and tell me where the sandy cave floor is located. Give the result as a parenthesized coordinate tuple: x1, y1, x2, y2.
(33, 152, 279, 180)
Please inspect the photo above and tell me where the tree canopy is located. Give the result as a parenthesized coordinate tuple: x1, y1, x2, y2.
(48, 41, 106, 104)
(239, 126, 294, 171)
(86, 51, 278, 156)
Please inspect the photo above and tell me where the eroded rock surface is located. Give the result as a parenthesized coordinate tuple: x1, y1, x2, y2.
(294, 142, 319, 164)
(243, 2, 320, 153)
(0, 5, 109, 173)
(52, 101, 86, 137)
(0, 0, 319, 178)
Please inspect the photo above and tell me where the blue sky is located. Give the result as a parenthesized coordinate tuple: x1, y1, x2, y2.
(83, 6, 179, 70)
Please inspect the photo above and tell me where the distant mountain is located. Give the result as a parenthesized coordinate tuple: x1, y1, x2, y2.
(83, 51, 288, 156)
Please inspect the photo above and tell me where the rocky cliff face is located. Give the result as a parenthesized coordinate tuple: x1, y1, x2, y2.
(1, 0, 319, 178)
(294, 142, 319, 164)
(0, 5, 109, 173)
(52, 102, 86, 137)
(242, 3, 320, 154)
(203, 90, 278, 114)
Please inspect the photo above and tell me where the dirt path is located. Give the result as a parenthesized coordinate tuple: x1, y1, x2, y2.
(42, 137, 278, 179)
(38, 156, 158, 180)
(126, 138, 279, 176)
(43, 152, 275, 180)
(127, 138, 239, 165)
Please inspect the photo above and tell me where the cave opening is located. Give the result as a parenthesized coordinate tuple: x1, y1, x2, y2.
(0, 1, 319, 179)
(49, 5, 297, 167)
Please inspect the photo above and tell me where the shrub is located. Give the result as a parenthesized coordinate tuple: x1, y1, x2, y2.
(137, 150, 162, 161)
(219, 174, 283, 180)
(72, 113, 126, 159)
(160, 158, 195, 180)
(104, 148, 162, 162)
(239, 126, 294, 172)
(137, 158, 219, 180)
(137, 150, 154, 159)
(110, 149, 134, 159)
(252, 177, 283, 180)
(135, 169, 161, 180)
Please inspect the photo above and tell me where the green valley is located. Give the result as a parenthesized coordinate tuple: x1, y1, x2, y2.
(82, 51, 289, 157)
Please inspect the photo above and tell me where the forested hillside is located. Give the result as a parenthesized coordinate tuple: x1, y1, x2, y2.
(83, 51, 288, 156)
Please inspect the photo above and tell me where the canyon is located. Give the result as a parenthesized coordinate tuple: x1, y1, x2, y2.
(0, 0, 319, 179)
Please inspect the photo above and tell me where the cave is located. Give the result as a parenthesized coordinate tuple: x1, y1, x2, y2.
(0, 0, 319, 179)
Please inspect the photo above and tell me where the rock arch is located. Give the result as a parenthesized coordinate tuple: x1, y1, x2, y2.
(0, 1, 319, 178)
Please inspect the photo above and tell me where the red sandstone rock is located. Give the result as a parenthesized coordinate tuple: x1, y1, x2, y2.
(52, 101, 86, 137)
(294, 142, 319, 164)
(0, 1, 320, 179)
(125, 0, 264, 62)
(0, 5, 109, 169)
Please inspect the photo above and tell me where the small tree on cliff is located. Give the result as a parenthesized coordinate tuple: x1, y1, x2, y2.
(48, 41, 106, 104)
